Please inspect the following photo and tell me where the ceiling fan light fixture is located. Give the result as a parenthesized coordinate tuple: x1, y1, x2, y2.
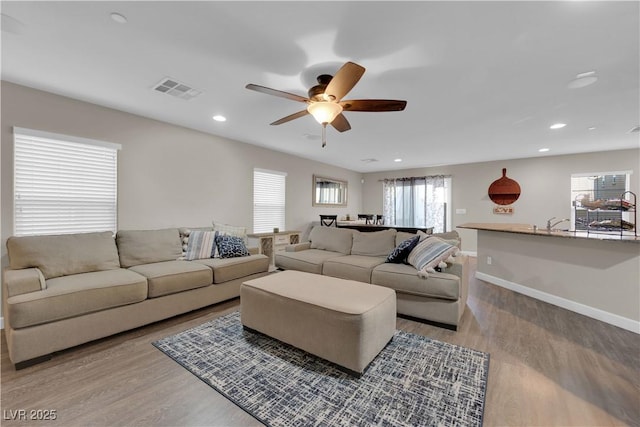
(110, 12, 128, 24)
(567, 71, 598, 89)
(307, 102, 343, 125)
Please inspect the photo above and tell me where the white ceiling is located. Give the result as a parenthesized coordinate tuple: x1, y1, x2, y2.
(2, 1, 639, 173)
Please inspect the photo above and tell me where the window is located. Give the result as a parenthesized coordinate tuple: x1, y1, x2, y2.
(253, 168, 286, 233)
(382, 175, 451, 233)
(571, 171, 632, 231)
(13, 127, 120, 236)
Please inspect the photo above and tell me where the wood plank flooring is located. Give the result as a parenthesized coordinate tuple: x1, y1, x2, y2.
(2, 258, 639, 426)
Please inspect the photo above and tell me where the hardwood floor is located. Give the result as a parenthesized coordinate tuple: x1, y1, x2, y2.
(2, 258, 638, 426)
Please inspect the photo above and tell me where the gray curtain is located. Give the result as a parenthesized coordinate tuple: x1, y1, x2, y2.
(382, 175, 446, 232)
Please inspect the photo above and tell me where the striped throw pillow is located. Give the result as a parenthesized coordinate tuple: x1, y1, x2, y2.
(184, 230, 217, 260)
(407, 236, 459, 276)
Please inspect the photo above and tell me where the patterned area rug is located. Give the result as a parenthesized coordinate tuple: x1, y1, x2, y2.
(153, 312, 489, 427)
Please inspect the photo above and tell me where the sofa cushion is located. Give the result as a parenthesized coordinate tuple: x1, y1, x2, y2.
(417, 230, 461, 248)
(372, 263, 460, 301)
(386, 235, 420, 264)
(351, 229, 397, 257)
(396, 231, 421, 246)
(117, 229, 182, 268)
(129, 260, 212, 298)
(309, 226, 354, 254)
(432, 230, 461, 241)
(396, 230, 460, 247)
(322, 255, 386, 283)
(275, 249, 345, 274)
(7, 269, 148, 329)
(193, 254, 269, 284)
(6, 231, 121, 280)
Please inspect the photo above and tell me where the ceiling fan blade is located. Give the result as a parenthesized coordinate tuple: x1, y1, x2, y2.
(246, 84, 309, 103)
(340, 99, 407, 112)
(324, 62, 365, 102)
(330, 113, 351, 132)
(270, 110, 309, 125)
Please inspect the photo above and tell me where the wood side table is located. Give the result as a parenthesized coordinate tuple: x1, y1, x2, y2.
(247, 230, 300, 265)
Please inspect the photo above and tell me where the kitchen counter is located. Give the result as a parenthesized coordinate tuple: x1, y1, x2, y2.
(458, 222, 640, 333)
(457, 222, 639, 243)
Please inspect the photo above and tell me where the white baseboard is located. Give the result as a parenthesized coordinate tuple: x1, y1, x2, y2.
(1, 317, 4, 330)
(476, 272, 640, 334)
(461, 250, 477, 257)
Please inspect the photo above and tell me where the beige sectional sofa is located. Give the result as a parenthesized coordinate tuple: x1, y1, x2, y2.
(3, 228, 269, 368)
(275, 226, 469, 329)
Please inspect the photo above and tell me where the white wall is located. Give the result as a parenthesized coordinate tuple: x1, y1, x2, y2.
(362, 150, 640, 252)
(0, 81, 364, 319)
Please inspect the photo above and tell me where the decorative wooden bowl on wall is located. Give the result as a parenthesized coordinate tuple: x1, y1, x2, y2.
(488, 168, 521, 205)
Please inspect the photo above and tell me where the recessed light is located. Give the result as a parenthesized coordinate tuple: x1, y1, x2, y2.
(539, 148, 550, 152)
(550, 123, 566, 129)
(394, 158, 402, 162)
(212, 115, 226, 122)
(588, 126, 597, 131)
(568, 71, 598, 89)
(110, 12, 128, 24)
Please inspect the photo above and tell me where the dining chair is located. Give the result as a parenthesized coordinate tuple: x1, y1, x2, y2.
(357, 214, 374, 225)
(319, 214, 338, 227)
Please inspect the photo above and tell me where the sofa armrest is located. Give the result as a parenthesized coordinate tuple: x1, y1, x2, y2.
(285, 242, 311, 252)
(441, 254, 467, 279)
(441, 254, 469, 305)
(3, 268, 46, 297)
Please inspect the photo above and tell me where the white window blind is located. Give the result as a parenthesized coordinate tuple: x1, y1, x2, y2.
(13, 127, 120, 236)
(253, 168, 286, 233)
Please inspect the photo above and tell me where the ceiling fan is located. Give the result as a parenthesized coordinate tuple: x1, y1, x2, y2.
(246, 61, 407, 147)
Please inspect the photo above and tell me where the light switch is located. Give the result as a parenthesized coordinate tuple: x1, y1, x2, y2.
(456, 208, 467, 215)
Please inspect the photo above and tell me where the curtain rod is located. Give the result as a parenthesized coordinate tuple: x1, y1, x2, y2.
(378, 174, 451, 182)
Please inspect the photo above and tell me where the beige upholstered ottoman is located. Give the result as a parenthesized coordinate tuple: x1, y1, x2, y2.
(240, 270, 396, 375)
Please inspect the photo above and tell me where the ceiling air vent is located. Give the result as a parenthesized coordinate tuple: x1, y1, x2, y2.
(360, 158, 379, 163)
(627, 125, 640, 134)
(153, 77, 201, 100)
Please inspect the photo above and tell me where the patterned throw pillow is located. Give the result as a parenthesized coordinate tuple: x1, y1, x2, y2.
(386, 235, 420, 264)
(407, 236, 459, 277)
(184, 230, 217, 261)
(216, 234, 250, 259)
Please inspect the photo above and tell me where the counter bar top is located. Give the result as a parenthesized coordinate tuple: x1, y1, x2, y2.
(457, 222, 639, 243)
